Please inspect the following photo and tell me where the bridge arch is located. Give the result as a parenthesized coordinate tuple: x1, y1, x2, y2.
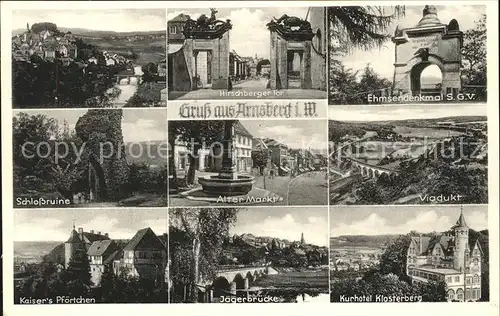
(233, 273, 246, 290)
(379, 172, 390, 183)
(368, 168, 374, 179)
(212, 276, 231, 298)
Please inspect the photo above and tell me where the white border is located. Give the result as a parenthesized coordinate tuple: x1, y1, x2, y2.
(2, 1, 498, 315)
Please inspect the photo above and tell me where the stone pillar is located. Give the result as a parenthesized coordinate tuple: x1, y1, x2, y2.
(229, 282, 237, 295)
(302, 41, 312, 89)
(243, 278, 249, 289)
(278, 38, 288, 89)
(208, 289, 214, 303)
(393, 64, 410, 94)
(269, 31, 279, 89)
(219, 120, 237, 180)
(193, 51, 199, 90)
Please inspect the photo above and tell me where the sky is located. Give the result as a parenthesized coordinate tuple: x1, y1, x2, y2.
(229, 207, 328, 247)
(335, 5, 486, 81)
(12, 9, 166, 32)
(13, 109, 167, 143)
(167, 7, 310, 59)
(330, 205, 488, 237)
(14, 209, 167, 242)
(242, 119, 328, 152)
(328, 103, 487, 121)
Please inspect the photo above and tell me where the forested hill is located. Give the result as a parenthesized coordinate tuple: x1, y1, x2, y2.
(13, 27, 165, 38)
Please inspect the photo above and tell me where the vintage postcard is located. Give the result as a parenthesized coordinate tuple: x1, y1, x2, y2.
(1, 1, 498, 316)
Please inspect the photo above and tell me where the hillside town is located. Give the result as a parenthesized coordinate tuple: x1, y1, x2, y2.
(330, 247, 383, 272)
(12, 22, 167, 108)
(226, 232, 329, 267)
(12, 23, 132, 66)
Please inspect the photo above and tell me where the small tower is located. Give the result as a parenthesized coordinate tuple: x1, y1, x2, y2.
(27, 23, 29, 31)
(300, 232, 305, 245)
(453, 207, 469, 272)
(64, 222, 83, 268)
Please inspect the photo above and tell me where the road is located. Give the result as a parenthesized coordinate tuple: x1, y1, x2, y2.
(287, 171, 328, 205)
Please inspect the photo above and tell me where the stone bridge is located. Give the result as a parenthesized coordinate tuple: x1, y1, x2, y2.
(174, 265, 270, 303)
(347, 157, 399, 179)
(115, 74, 142, 85)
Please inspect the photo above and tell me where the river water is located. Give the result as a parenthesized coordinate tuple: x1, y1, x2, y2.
(109, 65, 142, 107)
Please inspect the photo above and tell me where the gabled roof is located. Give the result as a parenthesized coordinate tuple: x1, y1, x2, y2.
(410, 236, 431, 255)
(235, 121, 253, 138)
(169, 13, 191, 23)
(424, 235, 453, 256)
(87, 240, 115, 256)
(123, 227, 165, 251)
(82, 232, 109, 243)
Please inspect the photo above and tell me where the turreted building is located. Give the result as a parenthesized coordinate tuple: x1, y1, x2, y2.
(64, 225, 167, 287)
(406, 210, 483, 301)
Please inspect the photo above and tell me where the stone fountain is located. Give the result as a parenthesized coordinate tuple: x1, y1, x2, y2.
(197, 120, 255, 196)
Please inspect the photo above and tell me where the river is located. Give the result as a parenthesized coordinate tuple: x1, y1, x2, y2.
(109, 65, 142, 107)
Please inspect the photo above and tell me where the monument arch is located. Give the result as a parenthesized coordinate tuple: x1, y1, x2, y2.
(392, 5, 463, 97)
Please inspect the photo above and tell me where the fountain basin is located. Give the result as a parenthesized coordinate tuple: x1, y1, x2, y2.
(198, 175, 255, 196)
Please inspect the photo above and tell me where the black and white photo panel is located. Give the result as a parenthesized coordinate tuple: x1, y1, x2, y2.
(13, 208, 168, 304)
(13, 108, 168, 208)
(12, 9, 167, 108)
(327, 5, 487, 105)
(169, 207, 329, 303)
(329, 205, 489, 303)
(168, 119, 328, 206)
(328, 104, 488, 205)
(167, 7, 327, 100)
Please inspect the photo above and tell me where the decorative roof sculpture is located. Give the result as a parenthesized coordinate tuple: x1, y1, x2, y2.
(267, 14, 314, 41)
(182, 8, 232, 39)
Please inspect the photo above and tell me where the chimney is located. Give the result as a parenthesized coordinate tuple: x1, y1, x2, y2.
(105, 233, 109, 237)
(90, 230, 94, 234)
(78, 227, 83, 234)
(97, 231, 101, 235)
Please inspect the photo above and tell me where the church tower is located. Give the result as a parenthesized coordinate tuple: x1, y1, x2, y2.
(453, 208, 469, 272)
(300, 232, 305, 245)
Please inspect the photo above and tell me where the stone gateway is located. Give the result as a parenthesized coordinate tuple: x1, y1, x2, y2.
(392, 5, 463, 98)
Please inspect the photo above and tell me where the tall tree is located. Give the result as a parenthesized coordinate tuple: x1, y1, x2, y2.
(170, 208, 238, 302)
(328, 6, 405, 55)
(170, 121, 226, 185)
(329, 61, 359, 105)
(378, 234, 411, 282)
(64, 248, 92, 296)
(328, 7, 404, 104)
(461, 14, 487, 100)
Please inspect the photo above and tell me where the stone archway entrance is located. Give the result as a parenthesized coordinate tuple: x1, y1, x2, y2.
(193, 50, 212, 88)
(267, 15, 314, 90)
(392, 6, 462, 97)
(287, 50, 303, 88)
(411, 62, 443, 97)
